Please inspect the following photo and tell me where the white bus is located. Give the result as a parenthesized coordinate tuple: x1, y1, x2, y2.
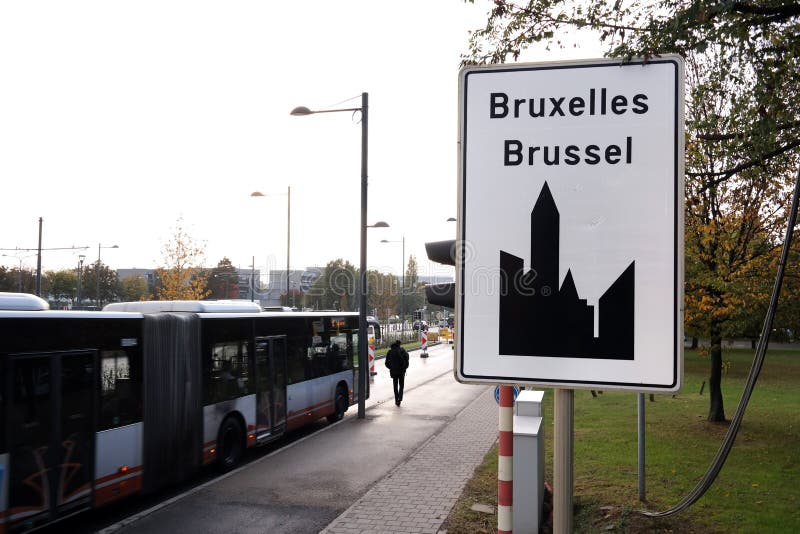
(0, 294, 362, 533)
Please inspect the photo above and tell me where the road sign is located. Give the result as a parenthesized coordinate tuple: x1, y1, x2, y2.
(494, 385, 520, 404)
(457, 57, 684, 392)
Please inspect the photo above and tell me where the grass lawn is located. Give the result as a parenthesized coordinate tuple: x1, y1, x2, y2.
(373, 339, 428, 359)
(443, 347, 800, 533)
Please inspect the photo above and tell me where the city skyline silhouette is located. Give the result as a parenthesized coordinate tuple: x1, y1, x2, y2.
(499, 182, 635, 359)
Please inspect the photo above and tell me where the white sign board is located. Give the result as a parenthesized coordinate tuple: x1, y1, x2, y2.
(457, 57, 684, 392)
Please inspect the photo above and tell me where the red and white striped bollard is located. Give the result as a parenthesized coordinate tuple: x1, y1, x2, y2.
(368, 342, 377, 376)
(498, 385, 514, 534)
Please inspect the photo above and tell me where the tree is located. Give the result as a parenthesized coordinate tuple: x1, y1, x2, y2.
(465, 0, 800, 422)
(207, 257, 240, 300)
(119, 275, 150, 302)
(307, 259, 357, 311)
(367, 269, 398, 320)
(155, 218, 210, 301)
(722, 237, 800, 346)
(682, 60, 796, 421)
(0, 265, 36, 293)
(403, 255, 426, 314)
(43, 269, 77, 306)
(405, 254, 419, 289)
(82, 262, 120, 307)
(775, 242, 800, 339)
(0, 266, 13, 292)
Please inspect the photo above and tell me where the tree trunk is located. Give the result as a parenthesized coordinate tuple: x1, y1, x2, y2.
(707, 325, 726, 422)
(691, 337, 698, 349)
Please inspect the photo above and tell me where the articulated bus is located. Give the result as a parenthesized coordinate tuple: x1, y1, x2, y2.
(0, 293, 363, 533)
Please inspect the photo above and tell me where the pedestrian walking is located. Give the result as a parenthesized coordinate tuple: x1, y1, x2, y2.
(385, 340, 409, 406)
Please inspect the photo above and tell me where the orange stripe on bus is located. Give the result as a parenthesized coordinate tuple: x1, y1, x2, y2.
(94, 475, 143, 507)
(285, 401, 337, 430)
(95, 465, 143, 486)
(287, 400, 334, 421)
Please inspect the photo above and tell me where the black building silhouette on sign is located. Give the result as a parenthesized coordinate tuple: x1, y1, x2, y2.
(499, 182, 635, 359)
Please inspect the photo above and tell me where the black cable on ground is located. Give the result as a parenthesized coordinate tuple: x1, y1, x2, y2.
(641, 162, 800, 518)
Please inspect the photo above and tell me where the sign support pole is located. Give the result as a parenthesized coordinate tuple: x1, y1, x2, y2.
(638, 392, 646, 501)
(553, 388, 573, 534)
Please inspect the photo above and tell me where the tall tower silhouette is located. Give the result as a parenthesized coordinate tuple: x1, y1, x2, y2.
(531, 182, 559, 294)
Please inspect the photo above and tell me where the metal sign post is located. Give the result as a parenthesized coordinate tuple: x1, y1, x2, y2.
(553, 389, 573, 533)
(638, 392, 646, 501)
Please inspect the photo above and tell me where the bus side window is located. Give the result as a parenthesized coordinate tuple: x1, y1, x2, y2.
(329, 334, 349, 372)
(285, 333, 306, 384)
(100, 350, 142, 430)
(311, 336, 331, 378)
(210, 341, 250, 402)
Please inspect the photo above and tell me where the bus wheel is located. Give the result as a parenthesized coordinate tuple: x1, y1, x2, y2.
(217, 416, 244, 470)
(327, 385, 347, 423)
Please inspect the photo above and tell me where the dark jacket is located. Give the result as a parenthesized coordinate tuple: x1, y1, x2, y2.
(385, 344, 409, 378)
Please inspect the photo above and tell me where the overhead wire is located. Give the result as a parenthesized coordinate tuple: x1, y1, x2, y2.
(642, 161, 800, 518)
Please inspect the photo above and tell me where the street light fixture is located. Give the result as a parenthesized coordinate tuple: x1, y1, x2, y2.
(251, 187, 292, 306)
(96, 244, 119, 308)
(380, 237, 405, 338)
(291, 92, 375, 419)
(77, 254, 86, 308)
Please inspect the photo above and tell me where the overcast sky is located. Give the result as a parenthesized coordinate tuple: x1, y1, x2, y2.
(0, 1, 602, 283)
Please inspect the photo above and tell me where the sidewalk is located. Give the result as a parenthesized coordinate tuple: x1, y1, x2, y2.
(321, 386, 497, 534)
(96, 346, 496, 534)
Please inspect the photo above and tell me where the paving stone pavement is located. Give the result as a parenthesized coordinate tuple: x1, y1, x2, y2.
(321, 386, 497, 534)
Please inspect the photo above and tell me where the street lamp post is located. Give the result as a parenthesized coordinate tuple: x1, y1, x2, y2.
(96, 243, 119, 308)
(287, 186, 291, 306)
(36, 217, 42, 295)
(381, 237, 405, 338)
(250, 186, 291, 306)
(77, 255, 86, 308)
(292, 92, 375, 419)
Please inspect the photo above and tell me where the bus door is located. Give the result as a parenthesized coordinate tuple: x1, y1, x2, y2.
(254, 336, 287, 442)
(7, 350, 96, 530)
